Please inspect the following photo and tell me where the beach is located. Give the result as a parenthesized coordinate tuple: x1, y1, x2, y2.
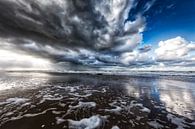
(0, 72, 195, 129)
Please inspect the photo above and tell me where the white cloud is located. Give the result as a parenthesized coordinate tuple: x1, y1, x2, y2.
(0, 48, 52, 70)
(124, 15, 145, 34)
(155, 36, 195, 61)
(0, 39, 51, 70)
(113, 34, 143, 52)
(120, 51, 137, 65)
(120, 50, 153, 65)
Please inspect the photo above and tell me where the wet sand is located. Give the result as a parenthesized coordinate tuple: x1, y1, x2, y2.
(0, 72, 195, 129)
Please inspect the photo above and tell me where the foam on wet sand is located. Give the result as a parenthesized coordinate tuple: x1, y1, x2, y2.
(68, 115, 104, 129)
(0, 73, 195, 129)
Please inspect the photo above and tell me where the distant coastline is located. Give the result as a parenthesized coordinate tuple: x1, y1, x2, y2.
(2, 69, 195, 79)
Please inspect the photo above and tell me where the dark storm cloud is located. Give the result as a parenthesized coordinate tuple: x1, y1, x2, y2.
(0, 0, 156, 67)
(0, 0, 131, 48)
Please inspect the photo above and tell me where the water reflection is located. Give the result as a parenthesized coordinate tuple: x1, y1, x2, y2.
(158, 79, 195, 120)
(125, 77, 195, 119)
(0, 72, 51, 99)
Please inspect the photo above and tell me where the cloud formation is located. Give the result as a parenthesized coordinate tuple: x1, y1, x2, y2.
(0, 0, 139, 50)
(0, 49, 52, 70)
(0, 0, 194, 70)
(154, 37, 195, 68)
(155, 37, 195, 61)
(0, 0, 151, 68)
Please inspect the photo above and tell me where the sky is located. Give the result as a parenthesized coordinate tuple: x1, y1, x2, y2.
(0, 0, 194, 71)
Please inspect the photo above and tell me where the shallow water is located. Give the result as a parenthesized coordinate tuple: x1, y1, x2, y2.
(0, 72, 195, 129)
